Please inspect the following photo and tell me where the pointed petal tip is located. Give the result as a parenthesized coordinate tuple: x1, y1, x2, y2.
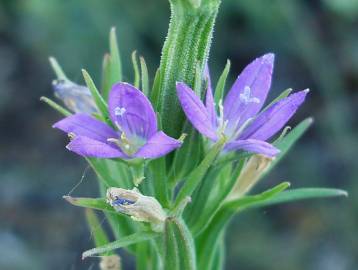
(304, 88, 310, 93)
(261, 53, 275, 63)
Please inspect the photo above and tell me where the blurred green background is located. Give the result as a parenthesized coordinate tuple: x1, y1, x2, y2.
(0, 0, 357, 269)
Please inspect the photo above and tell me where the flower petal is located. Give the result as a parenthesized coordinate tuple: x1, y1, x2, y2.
(204, 64, 217, 128)
(224, 53, 274, 132)
(134, 131, 182, 159)
(108, 83, 157, 140)
(53, 113, 117, 143)
(67, 135, 127, 158)
(226, 139, 280, 157)
(176, 82, 218, 141)
(240, 89, 309, 141)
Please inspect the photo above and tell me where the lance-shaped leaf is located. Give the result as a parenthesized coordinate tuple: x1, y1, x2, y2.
(85, 209, 113, 255)
(225, 187, 348, 210)
(63, 196, 117, 214)
(268, 117, 313, 172)
(82, 231, 160, 259)
(140, 56, 150, 97)
(40, 96, 71, 116)
(197, 184, 347, 269)
(197, 182, 290, 269)
(214, 59, 231, 104)
(82, 69, 110, 122)
(132, 51, 140, 88)
(49, 57, 68, 81)
(173, 136, 226, 209)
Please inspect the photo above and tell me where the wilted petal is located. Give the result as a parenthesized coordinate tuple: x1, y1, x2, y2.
(240, 89, 308, 141)
(204, 64, 217, 128)
(53, 113, 117, 143)
(67, 135, 127, 158)
(226, 139, 280, 157)
(53, 80, 97, 114)
(224, 53, 274, 132)
(108, 83, 157, 140)
(134, 131, 181, 159)
(176, 82, 218, 141)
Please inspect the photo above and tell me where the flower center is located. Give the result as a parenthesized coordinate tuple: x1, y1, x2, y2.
(115, 106, 126, 116)
(240, 86, 260, 105)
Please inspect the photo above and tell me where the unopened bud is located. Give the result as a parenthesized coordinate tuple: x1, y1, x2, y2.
(106, 188, 166, 231)
(52, 79, 97, 114)
(228, 154, 274, 199)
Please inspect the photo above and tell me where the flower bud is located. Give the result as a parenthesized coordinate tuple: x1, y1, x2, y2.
(52, 79, 97, 114)
(106, 188, 166, 231)
(228, 154, 274, 199)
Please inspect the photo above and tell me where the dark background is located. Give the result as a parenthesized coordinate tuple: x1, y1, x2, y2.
(0, 0, 357, 269)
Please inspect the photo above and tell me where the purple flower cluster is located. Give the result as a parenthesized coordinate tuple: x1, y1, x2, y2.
(54, 53, 307, 160)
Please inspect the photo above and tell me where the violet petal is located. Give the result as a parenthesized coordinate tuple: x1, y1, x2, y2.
(226, 139, 280, 157)
(176, 82, 218, 141)
(67, 135, 127, 158)
(204, 64, 217, 128)
(53, 113, 117, 143)
(240, 89, 309, 141)
(108, 83, 157, 140)
(224, 53, 274, 132)
(134, 131, 182, 159)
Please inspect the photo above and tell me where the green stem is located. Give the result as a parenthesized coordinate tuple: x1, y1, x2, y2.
(157, 0, 221, 137)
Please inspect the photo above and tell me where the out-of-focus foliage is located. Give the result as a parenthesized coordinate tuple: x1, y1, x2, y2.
(0, 0, 356, 269)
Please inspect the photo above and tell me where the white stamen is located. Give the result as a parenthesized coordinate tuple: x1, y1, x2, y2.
(115, 106, 126, 116)
(240, 86, 260, 105)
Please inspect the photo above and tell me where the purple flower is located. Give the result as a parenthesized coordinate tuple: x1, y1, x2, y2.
(176, 53, 308, 157)
(53, 83, 182, 159)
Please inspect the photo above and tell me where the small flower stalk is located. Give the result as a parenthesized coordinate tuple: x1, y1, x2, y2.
(43, 3, 347, 270)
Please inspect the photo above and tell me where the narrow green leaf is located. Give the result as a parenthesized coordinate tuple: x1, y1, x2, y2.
(169, 124, 203, 187)
(149, 157, 170, 207)
(109, 27, 122, 84)
(63, 196, 117, 214)
(131, 51, 140, 88)
(262, 88, 292, 112)
(173, 136, 226, 209)
(150, 68, 161, 110)
(82, 231, 159, 259)
(49, 57, 68, 80)
(214, 60, 230, 104)
(241, 188, 348, 209)
(40, 96, 71, 116)
(188, 160, 244, 235)
(101, 53, 112, 98)
(140, 56, 150, 96)
(270, 117, 313, 171)
(223, 182, 291, 211)
(85, 209, 113, 255)
(82, 69, 109, 121)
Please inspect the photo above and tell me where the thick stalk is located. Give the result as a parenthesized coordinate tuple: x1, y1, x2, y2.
(157, 0, 221, 138)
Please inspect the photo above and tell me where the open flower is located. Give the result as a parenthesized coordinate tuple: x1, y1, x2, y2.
(53, 83, 182, 159)
(176, 53, 308, 157)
